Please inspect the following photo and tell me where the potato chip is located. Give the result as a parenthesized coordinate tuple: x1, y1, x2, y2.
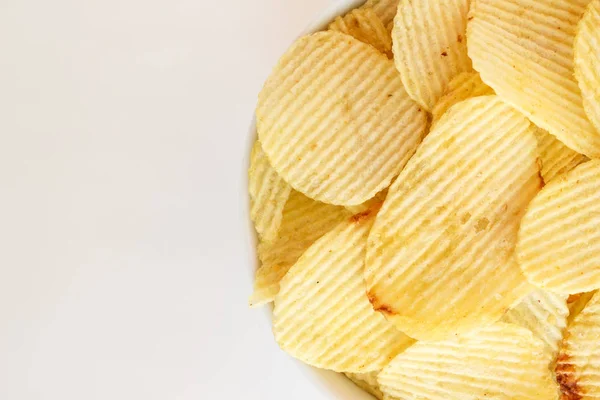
(365, 96, 541, 340)
(363, 0, 400, 31)
(575, 0, 600, 141)
(249, 191, 350, 307)
(502, 289, 569, 360)
(516, 160, 600, 294)
(329, 8, 392, 58)
(431, 72, 494, 128)
(533, 127, 589, 183)
(556, 291, 600, 399)
(467, 0, 600, 158)
(346, 189, 388, 214)
(392, 0, 472, 111)
(378, 323, 559, 400)
(345, 371, 384, 399)
(257, 31, 427, 206)
(273, 207, 414, 372)
(567, 291, 597, 324)
(248, 141, 292, 242)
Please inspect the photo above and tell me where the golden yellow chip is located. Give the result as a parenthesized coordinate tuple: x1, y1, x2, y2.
(249, 191, 350, 307)
(534, 127, 589, 183)
(516, 160, 600, 294)
(365, 96, 541, 340)
(467, 0, 600, 158)
(257, 31, 427, 206)
(575, 0, 600, 141)
(502, 289, 569, 360)
(248, 141, 292, 242)
(378, 323, 559, 400)
(392, 0, 472, 111)
(273, 207, 414, 372)
(329, 8, 392, 58)
(346, 189, 388, 214)
(556, 291, 600, 399)
(567, 291, 597, 324)
(363, 0, 400, 31)
(431, 72, 494, 128)
(345, 371, 384, 400)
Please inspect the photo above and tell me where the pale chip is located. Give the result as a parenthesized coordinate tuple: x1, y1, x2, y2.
(378, 323, 559, 400)
(273, 207, 414, 372)
(248, 141, 292, 242)
(345, 371, 384, 399)
(363, 0, 400, 31)
(467, 0, 600, 158)
(431, 72, 494, 128)
(329, 8, 392, 58)
(517, 160, 600, 294)
(556, 291, 600, 399)
(392, 0, 472, 111)
(575, 0, 600, 141)
(502, 288, 569, 361)
(533, 127, 589, 183)
(346, 189, 388, 214)
(257, 31, 427, 206)
(249, 191, 350, 307)
(365, 96, 541, 340)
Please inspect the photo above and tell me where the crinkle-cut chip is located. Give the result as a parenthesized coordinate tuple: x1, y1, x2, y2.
(392, 0, 472, 111)
(467, 0, 600, 158)
(556, 291, 600, 399)
(378, 323, 560, 400)
(248, 141, 292, 242)
(431, 72, 494, 128)
(273, 207, 414, 372)
(249, 191, 350, 307)
(516, 160, 600, 294)
(346, 189, 388, 214)
(345, 371, 384, 399)
(502, 288, 569, 360)
(575, 0, 600, 143)
(363, 0, 400, 31)
(533, 127, 589, 183)
(567, 291, 597, 324)
(365, 96, 541, 340)
(329, 8, 392, 58)
(257, 31, 427, 206)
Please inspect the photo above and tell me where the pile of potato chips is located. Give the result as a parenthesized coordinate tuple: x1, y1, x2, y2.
(249, 0, 600, 398)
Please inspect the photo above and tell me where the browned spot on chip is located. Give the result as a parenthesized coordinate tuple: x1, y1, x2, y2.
(556, 354, 584, 400)
(367, 291, 397, 315)
(457, 34, 463, 43)
(441, 51, 448, 57)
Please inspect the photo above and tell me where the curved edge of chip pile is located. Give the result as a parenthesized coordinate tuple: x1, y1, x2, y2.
(365, 95, 541, 341)
(248, 191, 350, 307)
(378, 322, 560, 400)
(345, 371, 385, 400)
(467, 0, 600, 158)
(516, 159, 600, 295)
(392, 0, 472, 112)
(272, 206, 415, 373)
(256, 31, 427, 207)
(556, 291, 600, 399)
(329, 8, 392, 58)
(574, 0, 600, 140)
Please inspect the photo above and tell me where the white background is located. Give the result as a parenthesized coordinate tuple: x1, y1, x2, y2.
(0, 0, 369, 398)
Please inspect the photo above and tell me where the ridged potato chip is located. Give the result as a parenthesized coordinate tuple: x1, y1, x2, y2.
(248, 141, 292, 242)
(273, 207, 414, 372)
(378, 323, 560, 400)
(431, 72, 494, 128)
(249, 191, 350, 307)
(568, 291, 597, 324)
(365, 96, 541, 340)
(575, 0, 600, 140)
(467, 0, 600, 158)
(517, 160, 600, 294)
(502, 289, 569, 360)
(257, 31, 427, 206)
(534, 127, 589, 183)
(345, 371, 384, 399)
(346, 189, 388, 214)
(329, 8, 392, 58)
(392, 0, 472, 111)
(363, 0, 400, 31)
(556, 291, 600, 399)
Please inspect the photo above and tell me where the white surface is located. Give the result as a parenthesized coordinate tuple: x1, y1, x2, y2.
(0, 0, 370, 398)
